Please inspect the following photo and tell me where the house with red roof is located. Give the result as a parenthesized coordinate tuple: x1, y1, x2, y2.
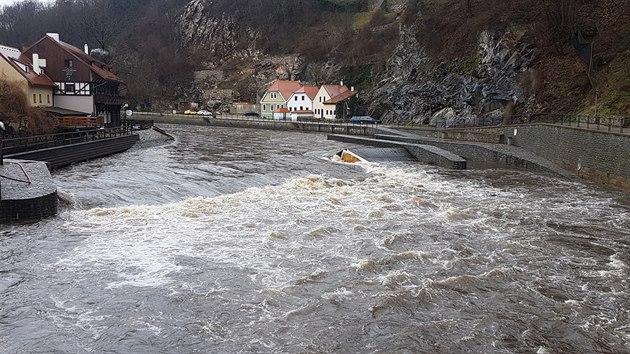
(21, 33, 126, 126)
(287, 85, 319, 114)
(260, 80, 358, 120)
(0, 44, 55, 108)
(314, 82, 357, 120)
(259, 80, 302, 118)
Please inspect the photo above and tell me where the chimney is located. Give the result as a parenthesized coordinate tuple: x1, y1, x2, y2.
(32, 53, 40, 75)
(84, 44, 89, 54)
(46, 33, 60, 42)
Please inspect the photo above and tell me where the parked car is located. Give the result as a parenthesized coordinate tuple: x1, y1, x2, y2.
(197, 110, 212, 116)
(243, 111, 260, 117)
(351, 116, 381, 124)
(184, 109, 197, 115)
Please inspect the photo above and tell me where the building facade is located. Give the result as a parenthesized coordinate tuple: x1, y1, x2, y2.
(22, 33, 125, 126)
(259, 80, 302, 119)
(0, 44, 55, 108)
(287, 85, 319, 113)
(313, 84, 356, 120)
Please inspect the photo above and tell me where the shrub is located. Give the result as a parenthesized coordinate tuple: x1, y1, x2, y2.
(0, 77, 57, 136)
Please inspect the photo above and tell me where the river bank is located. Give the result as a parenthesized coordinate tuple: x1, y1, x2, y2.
(142, 114, 629, 192)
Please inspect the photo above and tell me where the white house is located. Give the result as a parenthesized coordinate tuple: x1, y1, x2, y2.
(313, 82, 357, 120)
(287, 85, 319, 113)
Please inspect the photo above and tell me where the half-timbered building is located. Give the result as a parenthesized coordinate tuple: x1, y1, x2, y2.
(22, 33, 125, 126)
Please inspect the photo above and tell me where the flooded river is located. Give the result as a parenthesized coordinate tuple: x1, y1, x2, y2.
(1, 125, 629, 353)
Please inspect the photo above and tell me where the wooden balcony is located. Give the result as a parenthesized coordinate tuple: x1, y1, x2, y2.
(58, 116, 103, 128)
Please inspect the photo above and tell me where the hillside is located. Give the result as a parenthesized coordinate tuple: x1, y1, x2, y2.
(0, 0, 628, 121)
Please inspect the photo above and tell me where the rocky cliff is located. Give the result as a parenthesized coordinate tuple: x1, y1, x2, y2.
(174, 0, 629, 120)
(368, 27, 536, 126)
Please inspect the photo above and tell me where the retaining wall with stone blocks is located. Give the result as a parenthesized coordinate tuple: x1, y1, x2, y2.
(505, 125, 630, 191)
(142, 114, 378, 136)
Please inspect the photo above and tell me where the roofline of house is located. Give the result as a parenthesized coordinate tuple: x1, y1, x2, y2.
(0, 51, 55, 88)
(24, 35, 122, 84)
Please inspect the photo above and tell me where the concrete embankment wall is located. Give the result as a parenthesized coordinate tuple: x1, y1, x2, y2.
(503, 125, 630, 191)
(139, 114, 377, 136)
(0, 160, 57, 223)
(373, 134, 573, 178)
(6, 135, 139, 169)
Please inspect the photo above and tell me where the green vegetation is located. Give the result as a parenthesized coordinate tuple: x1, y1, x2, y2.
(454, 55, 478, 75)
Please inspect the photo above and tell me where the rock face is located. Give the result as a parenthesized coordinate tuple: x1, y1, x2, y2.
(178, 0, 258, 64)
(177, 0, 306, 109)
(367, 26, 535, 126)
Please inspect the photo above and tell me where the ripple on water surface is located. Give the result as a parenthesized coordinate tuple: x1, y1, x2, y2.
(1, 125, 629, 353)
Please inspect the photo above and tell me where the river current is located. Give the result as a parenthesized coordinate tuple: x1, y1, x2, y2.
(1, 124, 629, 353)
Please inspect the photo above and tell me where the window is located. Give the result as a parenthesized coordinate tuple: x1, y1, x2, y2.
(39, 94, 42, 103)
(300, 106, 303, 111)
(47, 94, 50, 104)
(263, 105, 266, 111)
(294, 96, 298, 101)
(33, 94, 36, 103)
(66, 83, 75, 93)
(64, 59, 73, 67)
(302, 96, 305, 101)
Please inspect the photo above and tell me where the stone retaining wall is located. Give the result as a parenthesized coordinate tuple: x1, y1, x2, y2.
(505, 125, 630, 191)
(141, 114, 377, 136)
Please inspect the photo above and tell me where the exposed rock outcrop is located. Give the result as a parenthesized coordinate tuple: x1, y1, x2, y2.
(368, 26, 535, 126)
(177, 0, 307, 109)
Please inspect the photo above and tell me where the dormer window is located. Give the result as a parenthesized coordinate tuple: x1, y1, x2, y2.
(64, 59, 73, 68)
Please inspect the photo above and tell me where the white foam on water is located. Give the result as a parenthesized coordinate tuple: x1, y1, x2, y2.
(609, 254, 629, 270)
(321, 287, 354, 304)
(57, 164, 476, 290)
(48, 175, 336, 284)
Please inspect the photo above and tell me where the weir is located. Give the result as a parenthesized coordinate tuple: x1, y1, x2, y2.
(328, 134, 467, 169)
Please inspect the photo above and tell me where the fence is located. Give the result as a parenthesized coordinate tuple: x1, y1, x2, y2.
(512, 114, 628, 134)
(134, 111, 373, 126)
(394, 114, 628, 134)
(0, 126, 134, 158)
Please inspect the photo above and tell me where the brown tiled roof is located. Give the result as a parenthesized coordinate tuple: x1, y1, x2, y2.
(324, 89, 358, 104)
(295, 85, 319, 100)
(275, 107, 290, 113)
(0, 52, 55, 87)
(23, 35, 124, 84)
(57, 40, 124, 83)
(322, 84, 349, 99)
(266, 80, 302, 101)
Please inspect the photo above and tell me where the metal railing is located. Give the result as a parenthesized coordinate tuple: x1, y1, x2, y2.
(134, 111, 376, 126)
(512, 114, 628, 134)
(393, 114, 628, 134)
(0, 126, 134, 156)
